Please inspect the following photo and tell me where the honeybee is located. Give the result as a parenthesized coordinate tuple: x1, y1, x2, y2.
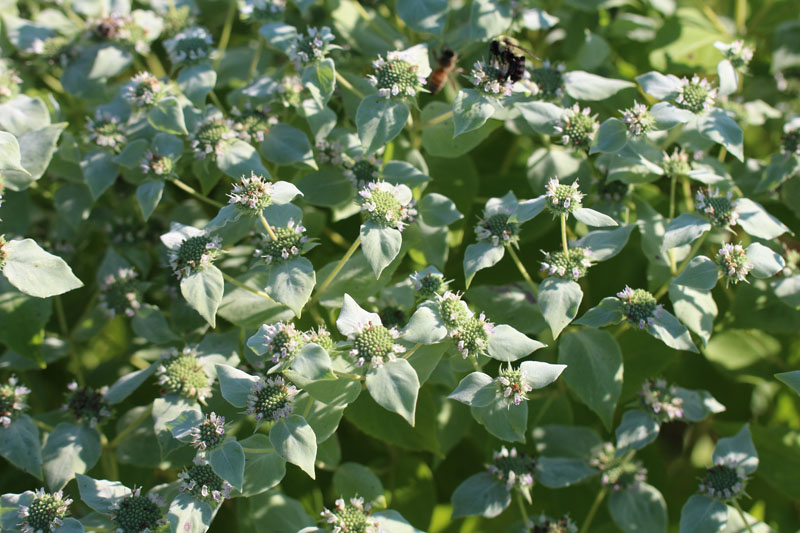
(427, 49, 459, 94)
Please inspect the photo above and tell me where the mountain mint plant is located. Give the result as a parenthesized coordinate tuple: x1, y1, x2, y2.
(1, 2, 798, 533)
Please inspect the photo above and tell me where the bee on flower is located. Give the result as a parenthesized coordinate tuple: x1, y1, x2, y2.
(695, 187, 739, 227)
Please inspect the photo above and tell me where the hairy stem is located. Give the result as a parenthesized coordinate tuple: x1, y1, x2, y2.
(561, 214, 569, 256)
(335, 71, 365, 99)
(214, 0, 238, 69)
(579, 487, 607, 533)
(109, 405, 154, 448)
(221, 271, 275, 302)
(655, 232, 709, 299)
(312, 236, 361, 302)
(506, 245, 539, 296)
(258, 211, 278, 241)
(732, 499, 756, 533)
(170, 178, 224, 208)
(418, 110, 453, 130)
(515, 492, 530, 525)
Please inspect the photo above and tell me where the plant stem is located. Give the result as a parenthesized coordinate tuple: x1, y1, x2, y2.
(732, 499, 755, 533)
(214, 0, 237, 69)
(401, 344, 422, 360)
(418, 110, 453, 130)
(333, 370, 365, 381)
(668, 173, 679, 274)
(735, 0, 747, 34)
(655, 232, 709, 299)
(241, 446, 275, 454)
(579, 487, 607, 533)
(248, 36, 263, 82)
(258, 211, 278, 240)
(560, 214, 569, 256)
(506, 245, 538, 297)
(312, 236, 361, 302)
(209, 90, 225, 112)
(170, 178, 224, 208)
(109, 405, 153, 448)
(220, 271, 275, 302)
(335, 72, 365, 99)
(515, 493, 529, 525)
(33, 419, 55, 432)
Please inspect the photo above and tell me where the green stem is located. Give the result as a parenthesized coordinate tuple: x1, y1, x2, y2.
(241, 447, 275, 454)
(506, 245, 538, 297)
(221, 271, 275, 302)
(654, 232, 709, 299)
(418, 110, 453, 130)
(732, 499, 755, 533)
(56, 296, 85, 386)
(401, 344, 422, 360)
(33, 419, 55, 432)
(515, 492, 530, 525)
(579, 487, 607, 533)
(352, 0, 395, 45)
(170, 178, 224, 208)
(333, 370, 365, 381)
(209, 90, 226, 112)
(735, 0, 747, 34)
(560, 214, 569, 256)
(335, 71, 365, 99)
(247, 36, 264, 82)
(312, 236, 361, 302)
(214, 0, 238, 69)
(258, 211, 278, 241)
(109, 405, 153, 448)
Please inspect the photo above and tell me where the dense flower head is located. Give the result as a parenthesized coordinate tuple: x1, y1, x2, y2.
(156, 347, 212, 402)
(140, 151, 175, 176)
(190, 412, 225, 451)
(86, 110, 127, 150)
(617, 286, 663, 329)
(348, 321, 405, 368)
(695, 188, 739, 227)
(675, 75, 717, 114)
(159, 4, 194, 37)
(239, 0, 286, 22)
(661, 147, 692, 176)
(0, 63, 22, 102)
(716, 243, 753, 285)
(555, 104, 597, 149)
(437, 291, 473, 330)
(782, 128, 800, 155)
(164, 26, 213, 65)
(189, 117, 236, 160)
(639, 378, 684, 423)
(698, 457, 748, 501)
(122, 72, 165, 108)
(247, 375, 298, 422)
(451, 312, 494, 359)
(0, 375, 30, 427)
(717, 40, 754, 69)
(496, 365, 533, 406)
(321, 495, 380, 533)
(303, 326, 336, 353)
(278, 74, 304, 107)
(289, 26, 336, 68)
(18, 488, 72, 533)
(545, 178, 583, 216)
(368, 49, 428, 98)
(254, 220, 310, 264)
(29, 35, 74, 67)
(590, 443, 647, 491)
(259, 322, 303, 363)
(178, 457, 233, 503)
(410, 270, 449, 300)
(167, 230, 223, 279)
(622, 102, 655, 136)
(475, 210, 519, 246)
(540, 247, 593, 280)
(63, 381, 112, 427)
(358, 181, 416, 231)
(528, 514, 579, 533)
(228, 172, 274, 213)
(344, 154, 382, 188)
(110, 487, 167, 533)
(471, 59, 515, 96)
(487, 447, 536, 493)
(231, 105, 276, 143)
(529, 61, 566, 101)
(99, 268, 142, 318)
(315, 139, 347, 166)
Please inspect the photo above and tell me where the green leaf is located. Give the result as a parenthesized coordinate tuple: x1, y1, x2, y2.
(469, 0, 512, 40)
(287, 342, 337, 385)
(131, 304, 180, 344)
(735, 198, 790, 240)
(533, 424, 602, 459)
(332, 462, 386, 508)
(663, 214, 710, 250)
(563, 71, 635, 100)
(42, 422, 102, 490)
(360, 221, 403, 278)
(573, 208, 618, 227)
(239, 434, 286, 497)
(609, 483, 668, 533)
(269, 415, 317, 479)
(420, 101, 500, 157)
(147, 97, 188, 135)
(180, 266, 224, 328)
(516, 101, 563, 135)
(510, 196, 547, 224)
(636, 71, 682, 99)
(648, 309, 699, 353)
(3, 239, 83, 298)
(168, 493, 213, 533)
(396, 0, 447, 34)
(382, 160, 431, 187)
(615, 409, 661, 452)
(261, 124, 316, 168)
(356, 95, 409, 154)
(463, 242, 505, 287)
(746, 243, 785, 279)
(450, 472, 510, 519)
(590, 118, 628, 154)
(218, 139, 270, 179)
(534, 457, 597, 488)
(773, 274, 800, 308)
(717, 59, 738, 97)
(373, 510, 424, 533)
(178, 63, 217, 107)
(0, 281, 52, 361)
(303, 59, 336, 106)
(76, 475, 131, 514)
(137, 181, 165, 221)
(576, 225, 635, 261)
(453, 89, 495, 136)
(419, 193, 462, 227)
(0, 415, 42, 479)
(538, 278, 583, 339)
(520, 361, 566, 390)
(679, 494, 728, 533)
(0, 95, 51, 137)
(669, 285, 717, 346)
(216, 364, 259, 408)
(470, 396, 527, 442)
(651, 102, 694, 130)
(487, 324, 546, 361)
(698, 109, 744, 162)
(114, 139, 149, 169)
(0, 130, 31, 187)
(366, 358, 420, 426)
(295, 169, 353, 207)
(575, 296, 624, 327)
(402, 302, 447, 345)
(153, 395, 201, 458)
(704, 329, 779, 370)
(209, 440, 246, 491)
(81, 150, 118, 200)
(776, 371, 800, 396)
(674, 256, 718, 290)
(266, 257, 315, 316)
(105, 362, 158, 405)
(713, 424, 758, 474)
(558, 329, 623, 430)
(448, 372, 496, 407)
(675, 387, 725, 422)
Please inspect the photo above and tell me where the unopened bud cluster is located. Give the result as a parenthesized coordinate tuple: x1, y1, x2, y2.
(555, 104, 597, 150)
(545, 178, 583, 216)
(122, 72, 166, 108)
(315, 139, 347, 166)
(698, 457, 748, 501)
(259, 322, 303, 363)
(540, 247, 593, 280)
(529, 61, 565, 101)
(18, 488, 72, 533)
(590, 443, 647, 491)
(348, 321, 405, 368)
(254, 221, 310, 265)
(321, 496, 380, 533)
(717, 243, 753, 285)
(178, 457, 233, 503)
(475, 211, 519, 246)
(63, 381, 112, 427)
(190, 412, 225, 451)
(110, 487, 167, 533)
(487, 447, 536, 493)
(247, 375, 298, 423)
(496, 365, 533, 406)
(410, 271, 449, 300)
(140, 151, 175, 177)
(621, 102, 655, 136)
(451, 312, 495, 359)
(344, 155, 381, 188)
(231, 105, 276, 143)
(168, 231, 223, 279)
(661, 148, 691, 176)
(437, 291, 473, 331)
(228, 172, 274, 213)
(616, 286, 663, 329)
(638, 378, 684, 423)
(156, 347, 213, 402)
(99, 268, 142, 318)
(782, 128, 800, 155)
(86, 111, 127, 150)
(528, 514, 579, 533)
(695, 188, 739, 227)
(675, 75, 717, 114)
(358, 181, 416, 231)
(190, 117, 236, 160)
(0, 64, 22, 102)
(0, 375, 30, 427)
(288, 26, 336, 68)
(368, 55, 426, 98)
